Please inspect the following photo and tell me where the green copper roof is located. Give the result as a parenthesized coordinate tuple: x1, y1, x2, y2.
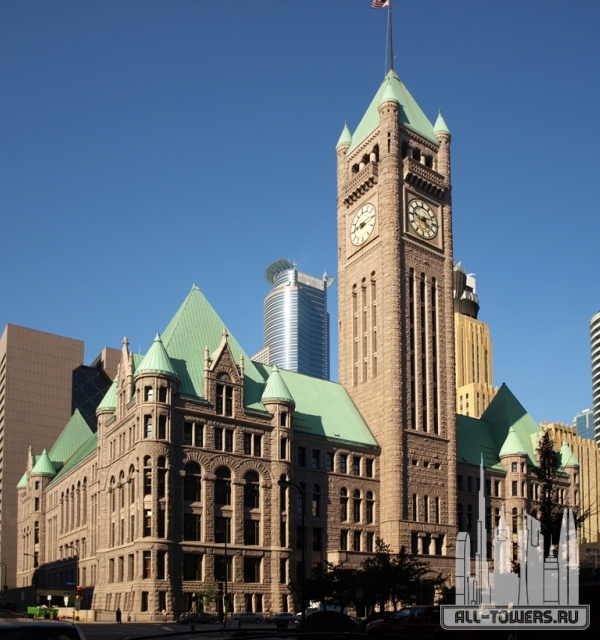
(456, 414, 505, 471)
(31, 449, 56, 477)
(456, 383, 543, 471)
(348, 69, 438, 153)
(261, 364, 295, 405)
(433, 110, 450, 137)
(379, 80, 399, 106)
(97, 376, 118, 411)
(336, 122, 352, 149)
(499, 425, 528, 457)
(559, 441, 579, 468)
(480, 383, 540, 466)
(49, 410, 94, 465)
(135, 334, 178, 380)
(254, 363, 378, 448)
(161, 284, 266, 410)
(48, 434, 97, 488)
(17, 472, 28, 489)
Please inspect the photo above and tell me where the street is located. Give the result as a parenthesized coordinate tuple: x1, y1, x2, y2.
(76, 622, 276, 640)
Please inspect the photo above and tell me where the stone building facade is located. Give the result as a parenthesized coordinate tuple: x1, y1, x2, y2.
(15, 66, 579, 620)
(17, 287, 380, 619)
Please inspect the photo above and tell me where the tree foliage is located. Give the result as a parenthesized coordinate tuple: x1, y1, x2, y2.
(532, 429, 565, 557)
(298, 538, 446, 613)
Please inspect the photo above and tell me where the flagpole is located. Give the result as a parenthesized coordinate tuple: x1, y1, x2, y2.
(388, 0, 394, 71)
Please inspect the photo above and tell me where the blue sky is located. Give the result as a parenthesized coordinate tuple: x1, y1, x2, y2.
(1, 1, 599, 426)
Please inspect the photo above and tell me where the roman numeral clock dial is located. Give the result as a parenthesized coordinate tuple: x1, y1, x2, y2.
(407, 198, 438, 240)
(350, 203, 376, 246)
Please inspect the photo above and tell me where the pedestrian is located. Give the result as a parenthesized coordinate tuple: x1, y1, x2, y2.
(116, 607, 122, 624)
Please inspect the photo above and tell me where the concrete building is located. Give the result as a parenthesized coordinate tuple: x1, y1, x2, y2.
(573, 409, 595, 441)
(0, 325, 118, 587)
(0, 325, 84, 588)
(590, 311, 600, 445)
(454, 265, 497, 418)
(254, 260, 332, 380)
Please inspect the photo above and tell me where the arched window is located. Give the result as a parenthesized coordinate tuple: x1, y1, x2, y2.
(279, 474, 287, 511)
(353, 489, 361, 523)
(366, 491, 374, 524)
(423, 495, 429, 523)
(512, 507, 518, 534)
(157, 456, 167, 499)
(244, 471, 260, 509)
(119, 472, 125, 509)
(82, 478, 87, 525)
(109, 478, 116, 513)
(129, 465, 136, 504)
(312, 484, 321, 517)
(340, 488, 348, 521)
(184, 462, 201, 502)
(215, 467, 231, 505)
(143, 456, 152, 496)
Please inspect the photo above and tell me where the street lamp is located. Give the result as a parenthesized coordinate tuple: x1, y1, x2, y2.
(216, 525, 229, 621)
(278, 478, 306, 625)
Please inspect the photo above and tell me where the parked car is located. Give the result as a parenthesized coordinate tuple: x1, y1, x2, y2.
(177, 611, 218, 625)
(0, 601, 17, 612)
(230, 612, 265, 623)
(0, 618, 87, 639)
(266, 612, 297, 625)
(366, 606, 443, 639)
(0, 610, 23, 618)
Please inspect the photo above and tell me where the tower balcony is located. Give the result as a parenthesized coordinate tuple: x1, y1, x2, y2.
(342, 162, 378, 206)
(403, 157, 446, 198)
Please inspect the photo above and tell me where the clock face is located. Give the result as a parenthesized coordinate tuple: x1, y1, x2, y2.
(350, 203, 376, 246)
(407, 199, 438, 240)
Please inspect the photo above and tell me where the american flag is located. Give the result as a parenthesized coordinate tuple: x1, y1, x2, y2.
(372, 0, 389, 8)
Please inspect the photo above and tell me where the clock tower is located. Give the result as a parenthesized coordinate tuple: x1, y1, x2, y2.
(336, 70, 457, 558)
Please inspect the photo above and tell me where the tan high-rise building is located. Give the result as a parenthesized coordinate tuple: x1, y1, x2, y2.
(336, 70, 457, 557)
(453, 265, 497, 418)
(545, 422, 600, 545)
(0, 325, 84, 586)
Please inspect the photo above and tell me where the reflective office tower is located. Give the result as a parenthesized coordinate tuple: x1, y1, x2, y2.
(591, 311, 600, 446)
(573, 409, 595, 441)
(259, 260, 333, 380)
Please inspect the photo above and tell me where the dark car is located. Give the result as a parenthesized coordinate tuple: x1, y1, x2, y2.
(266, 612, 297, 625)
(366, 606, 445, 639)
(0, 618, 87, 639)
(177, 611, 218, 625)
(0, 602, 17, 612)
(230, 612, 265, 623)
(0, 610, 23, 618)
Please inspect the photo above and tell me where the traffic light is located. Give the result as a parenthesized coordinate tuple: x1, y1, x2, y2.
(217, 582, 224, 597)
(75, 586, 82, 601)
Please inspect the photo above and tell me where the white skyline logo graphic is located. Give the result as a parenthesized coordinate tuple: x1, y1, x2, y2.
(441, 459, 589, 629)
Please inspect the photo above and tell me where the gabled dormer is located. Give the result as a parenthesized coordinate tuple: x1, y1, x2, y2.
(204, 329, 244, 418)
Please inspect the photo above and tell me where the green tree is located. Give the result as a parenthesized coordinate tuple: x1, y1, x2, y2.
(360, 539, 445, 610)
(302, 563, 361, 611)
(532, 430, 564, 557)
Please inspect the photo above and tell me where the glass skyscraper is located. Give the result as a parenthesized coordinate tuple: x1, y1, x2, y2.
(258, 260, 333, 380)
(573, 408, 595, 441)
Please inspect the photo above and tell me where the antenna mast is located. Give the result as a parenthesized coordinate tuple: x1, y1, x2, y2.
(388, 0, 394, 71)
